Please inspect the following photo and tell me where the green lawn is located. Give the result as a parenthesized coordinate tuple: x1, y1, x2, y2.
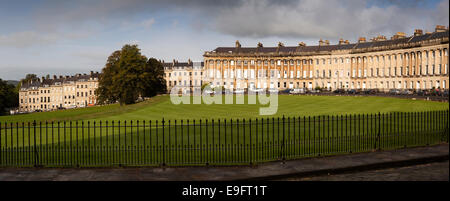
(1, 94, 448, 123)
(1, 95, 448, 167)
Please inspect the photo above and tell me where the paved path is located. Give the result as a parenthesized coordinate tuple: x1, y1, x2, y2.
(0, 144, 448, 181)
(283, 161, 449, 181)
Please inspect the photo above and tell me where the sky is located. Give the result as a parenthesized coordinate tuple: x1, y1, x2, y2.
(0, 0, 449, 80)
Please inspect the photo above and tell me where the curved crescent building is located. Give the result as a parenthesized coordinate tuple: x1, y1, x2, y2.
(203, 26, 449, 91)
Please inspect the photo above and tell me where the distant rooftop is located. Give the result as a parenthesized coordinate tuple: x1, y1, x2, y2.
(20, 71, 100, 90)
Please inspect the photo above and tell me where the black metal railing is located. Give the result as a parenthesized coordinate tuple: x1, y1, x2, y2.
(0, 110, 448, 167)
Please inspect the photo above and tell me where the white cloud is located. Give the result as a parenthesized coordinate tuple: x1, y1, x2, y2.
(0, 30, 94, 48)
(0, 31, 59, 48)
(141, 18, 156, 29)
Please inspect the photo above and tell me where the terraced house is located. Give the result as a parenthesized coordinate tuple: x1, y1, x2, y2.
(19, 72, 100, 113)
(163, 59, 204, 93)
(203, 25, 449, 91)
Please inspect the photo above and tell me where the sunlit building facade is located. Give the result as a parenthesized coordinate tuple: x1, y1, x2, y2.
(19, 72, 100, 112)
(203, 26, 449, 91)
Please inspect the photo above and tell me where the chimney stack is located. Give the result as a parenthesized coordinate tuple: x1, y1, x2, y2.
(319, 39, 324, 46)
(391, 32, 406, 40)
(371, 35, 387, 42)
(339, 39, 350, 45)
(358, 37, 366, 43)
(414, 29, 423, 36)
(235, 40, 241, 48)
(435, 25, 446, 32)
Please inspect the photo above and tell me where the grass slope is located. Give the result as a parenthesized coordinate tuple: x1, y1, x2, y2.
(1, 95, 448, 123)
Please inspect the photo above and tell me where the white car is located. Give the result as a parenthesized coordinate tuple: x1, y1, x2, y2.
(289, 88, 304, 94)
(234, 89, 245, 94)
(268, 88, 279, 93)
(204, 89, 215, 95)
(249, 88, 264, 93)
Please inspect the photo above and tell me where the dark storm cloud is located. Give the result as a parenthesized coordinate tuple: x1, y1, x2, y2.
(10, 0, 450, 44)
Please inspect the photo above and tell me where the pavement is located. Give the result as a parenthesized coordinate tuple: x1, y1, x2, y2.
(283, 161, 449, 181)
(0, 144, 448, 181)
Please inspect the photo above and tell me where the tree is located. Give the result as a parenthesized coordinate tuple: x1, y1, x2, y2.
(17, 74, 37, 90)
(0, 78, 19, 115)
(96, 44, 167, 105)
(142, 58, 167, 97)
(96, 50, 121, 104)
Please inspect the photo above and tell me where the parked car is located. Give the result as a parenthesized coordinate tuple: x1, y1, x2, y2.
(416, 89, 426, 96)
(430, 88, 442, 96)
(249, 88, 264, 94)
(389, 89, 401, 95)
(400, 89, 413, 95)
(268, 88, 279, 93)
(333, 89, 346, 94)
(279, 89, 291, 94)
(289, 88, 305, 94)
(234, 89, 244, 94)
(347, 89, 359, 94)
(308, 89, 320, 94)
(204, 89, 215, 95)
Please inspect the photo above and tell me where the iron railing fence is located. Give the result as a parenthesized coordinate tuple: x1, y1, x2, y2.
(0, 110, 448, 167)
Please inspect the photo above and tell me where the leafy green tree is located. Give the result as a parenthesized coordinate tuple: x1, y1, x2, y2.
(17, 74, 37, 90)
(201, 82, 210, 91)
(96, 50, 121, 104)
(0, 78, 19, 115)
(96, 44, 167, 105)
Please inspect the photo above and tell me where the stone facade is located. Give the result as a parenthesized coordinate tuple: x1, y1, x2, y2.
(203, 26, 449, 91)
(19, 72, 99, 112)
(163, 59, 204, 93)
